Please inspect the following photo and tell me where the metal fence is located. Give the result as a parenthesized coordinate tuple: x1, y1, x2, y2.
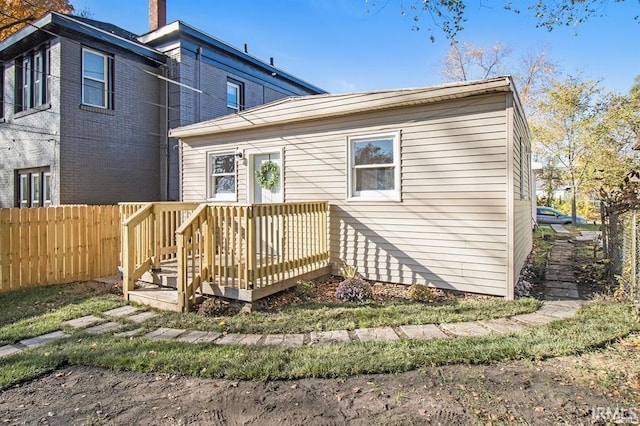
(601, 204, 640, 307)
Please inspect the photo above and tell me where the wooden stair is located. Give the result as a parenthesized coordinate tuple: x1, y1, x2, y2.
(127, 261, 201, 312)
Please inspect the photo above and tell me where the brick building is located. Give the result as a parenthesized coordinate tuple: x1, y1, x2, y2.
(0, 2, 323, 207)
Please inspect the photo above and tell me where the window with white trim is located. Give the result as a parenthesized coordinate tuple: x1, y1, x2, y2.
(347, 132, 401, 201)
(16, 167, 51, 208)
(15, 45, 49, 112)
(207, 152, 236, 201)
(82, 47, 113, 108)
(226, 79, 243, 112)
(519, 136, 530, 199)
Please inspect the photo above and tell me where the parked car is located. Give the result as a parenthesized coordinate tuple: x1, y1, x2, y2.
(536, 206, 587, 225)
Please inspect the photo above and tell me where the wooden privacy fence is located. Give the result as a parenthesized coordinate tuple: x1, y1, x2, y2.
(0, 205, 120, 293)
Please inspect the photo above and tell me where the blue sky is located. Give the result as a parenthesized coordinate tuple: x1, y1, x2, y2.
(71, 0, 639, 95)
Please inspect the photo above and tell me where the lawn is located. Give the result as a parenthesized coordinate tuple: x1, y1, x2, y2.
(1, 226, 638, 390)
(1, 301, 637, 388)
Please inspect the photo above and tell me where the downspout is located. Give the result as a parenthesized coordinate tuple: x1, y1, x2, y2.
(195, 46, 202, 123)
(165, 71, 170, 200)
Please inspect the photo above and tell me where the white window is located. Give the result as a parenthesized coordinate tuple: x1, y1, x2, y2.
(347, 132, 401, 201)
(31, 173, 41, 208)
(519, 137, 530, 199)
(16, 167, 51, 208)
(82, 48, 112, 108)
(207, 152, 236, 201)
(18, 174, 29, 208)
(43, 172, 52, 207)
(22, 56, 31, 110)
(226, 80, 242, 111)
(17, 45, 48, 111)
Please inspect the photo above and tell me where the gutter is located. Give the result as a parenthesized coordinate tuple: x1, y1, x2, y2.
(169, 77, 513, 139)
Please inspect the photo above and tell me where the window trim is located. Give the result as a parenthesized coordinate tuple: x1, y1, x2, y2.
(81, 47, 112, 109)
(15, 44, 49, 113)
(206, 151, 237, 202)
(16, 167, 51, 208)
(347, 131, 401, 202)
(226, 79, 243, 112)
(519, 136, 530, 200)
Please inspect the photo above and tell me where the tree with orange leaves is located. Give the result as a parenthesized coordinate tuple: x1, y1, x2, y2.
(0, 0, 73, 41)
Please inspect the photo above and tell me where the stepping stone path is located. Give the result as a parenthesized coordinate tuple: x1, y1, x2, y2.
(544, 239, 581, 301)
(550, 224, 571, 234)
(0, 237, 588, 359)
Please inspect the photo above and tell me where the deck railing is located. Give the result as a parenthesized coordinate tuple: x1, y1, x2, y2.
(123, 201, 329, 311)
(120, 202, 199, 297)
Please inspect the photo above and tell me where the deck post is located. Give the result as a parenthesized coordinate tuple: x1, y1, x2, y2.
(152, 205, 160, 269)
(122, 222, 135, 298)
(247, 206, 256, 290)
(176, 232, 187, 312)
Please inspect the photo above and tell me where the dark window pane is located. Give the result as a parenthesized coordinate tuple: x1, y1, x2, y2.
(83, 51, 105, 81)
(355, 167, 394, 191)
(213, 154, 235, 174)
(354, 140, 393, 165)
(84, 79, 105, 106)
(214, 176, 235, 194)
(227, 84, 239, 109)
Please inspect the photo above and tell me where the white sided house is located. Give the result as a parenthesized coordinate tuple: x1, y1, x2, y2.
(170, 76, 534, 299)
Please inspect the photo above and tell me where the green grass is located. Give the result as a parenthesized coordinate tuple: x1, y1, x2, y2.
(141, 298, 541, 334)
(0, 295, 124, 344)
(576, 223, 601, 232)
(0, 281, 118, 326)
(1, 301, 637, 388)
(0, 282, 125, 344)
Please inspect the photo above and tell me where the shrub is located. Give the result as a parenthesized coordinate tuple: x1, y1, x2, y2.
(406, 284, 439, 303)
(196, 297, 239, 317)
(335, 278, 373, 303)
(294, 280, 314, 299)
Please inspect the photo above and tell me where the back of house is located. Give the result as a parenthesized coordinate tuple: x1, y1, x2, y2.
(170, 77, 534, 298)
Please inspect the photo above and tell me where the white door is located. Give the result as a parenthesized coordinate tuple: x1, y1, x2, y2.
(251, 153, 282, 203)
(251, 153, 283, 258)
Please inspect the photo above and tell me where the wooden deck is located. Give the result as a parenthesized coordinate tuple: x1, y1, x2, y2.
(120, 202, 330, 311)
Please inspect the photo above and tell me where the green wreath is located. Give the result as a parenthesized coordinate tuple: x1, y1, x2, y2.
(255, 160, 280, 191)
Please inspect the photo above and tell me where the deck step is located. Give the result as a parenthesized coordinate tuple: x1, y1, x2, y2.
(128, 288, 180, 312)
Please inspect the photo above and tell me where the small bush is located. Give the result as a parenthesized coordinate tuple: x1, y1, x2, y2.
(295, 280, 314, 299)
(196, 297, 239, 317)
(407, 284, 438, 303)
(335, 278, 373, 303)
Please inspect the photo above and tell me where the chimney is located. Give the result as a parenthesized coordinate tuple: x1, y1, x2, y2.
(149, 0, 167, 31)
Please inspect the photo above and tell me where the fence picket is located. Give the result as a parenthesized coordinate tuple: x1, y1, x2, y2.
(0, 205, 121, 293)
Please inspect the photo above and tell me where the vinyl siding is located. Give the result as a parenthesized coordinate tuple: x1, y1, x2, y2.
(511, 93, 533, 289)
(181, 92, 511, 296)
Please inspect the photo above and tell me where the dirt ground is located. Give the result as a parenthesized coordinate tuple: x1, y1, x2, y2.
(1, 338, 639, 426)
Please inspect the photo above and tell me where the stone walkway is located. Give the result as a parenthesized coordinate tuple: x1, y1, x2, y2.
(0, 232, 595, 359)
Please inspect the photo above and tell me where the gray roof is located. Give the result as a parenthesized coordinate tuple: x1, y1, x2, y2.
(0, 12, 165, 64)
(170, 76, 518, 138)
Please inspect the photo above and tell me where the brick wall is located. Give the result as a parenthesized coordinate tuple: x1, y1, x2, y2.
(0, 39, 62, 208)
(58, 38, 163, 204)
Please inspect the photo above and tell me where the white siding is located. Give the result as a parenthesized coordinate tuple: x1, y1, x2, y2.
(511, 94, 534, 291)
(181, 93, 510, 296)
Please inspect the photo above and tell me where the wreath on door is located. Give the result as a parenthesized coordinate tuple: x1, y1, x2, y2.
(255, 160, 280, 191)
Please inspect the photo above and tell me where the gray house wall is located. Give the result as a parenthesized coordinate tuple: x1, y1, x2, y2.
(57, 38, 163, 204)
(0, 38, 61, 208)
